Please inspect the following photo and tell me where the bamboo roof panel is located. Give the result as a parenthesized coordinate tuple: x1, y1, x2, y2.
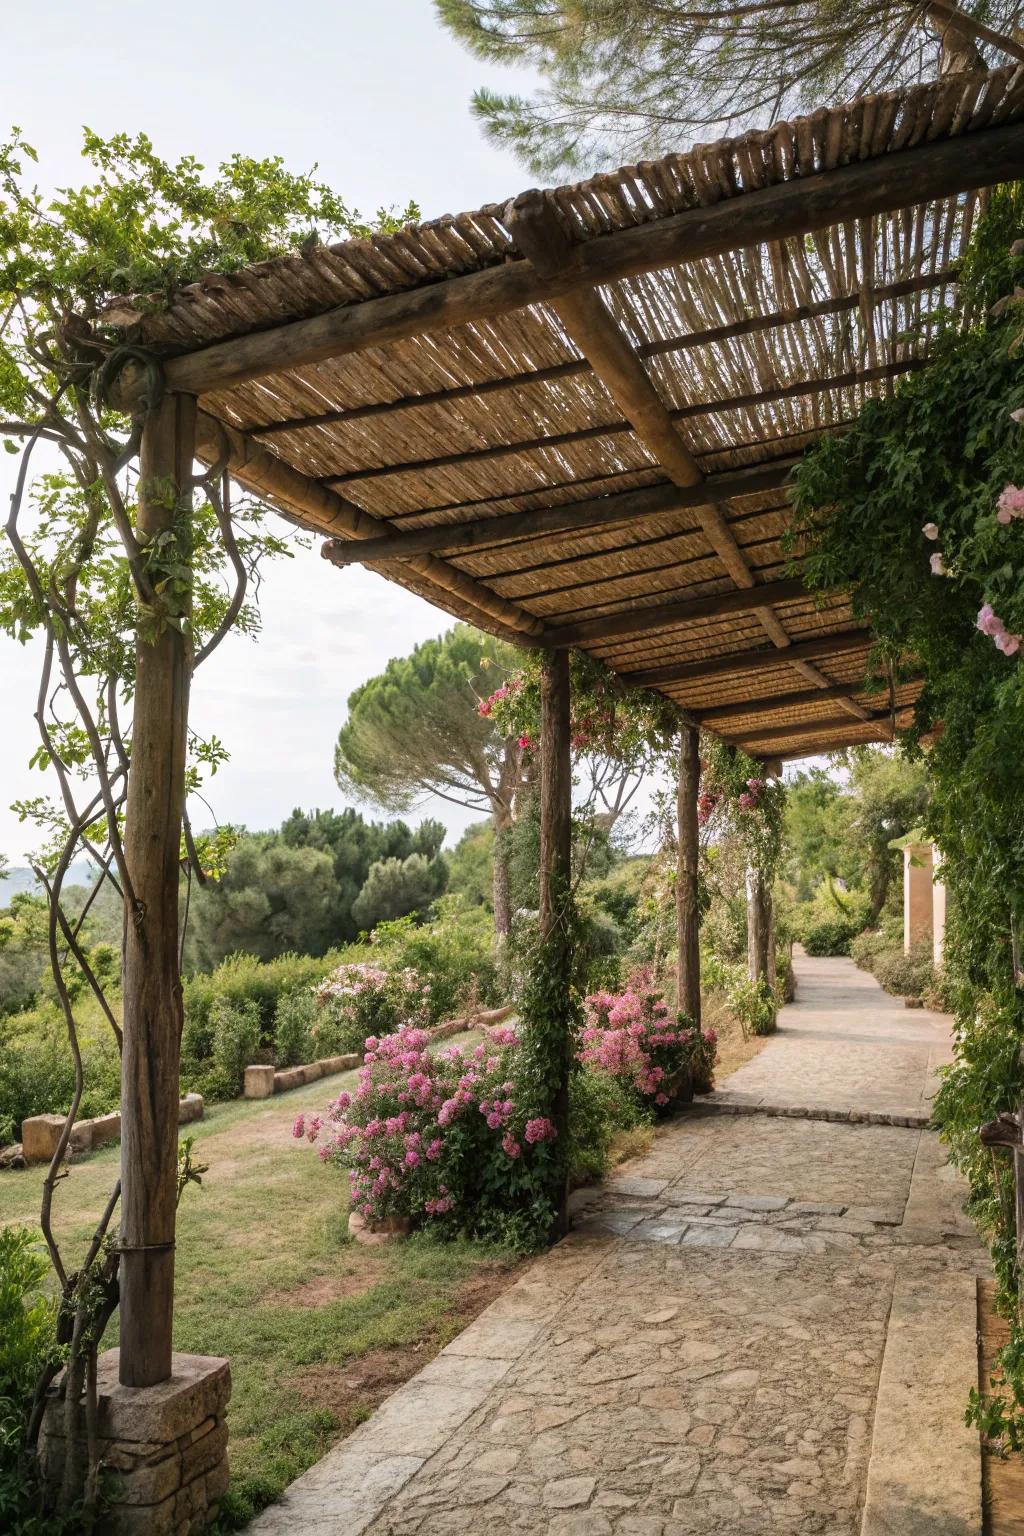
(103, 68, 1024, 756)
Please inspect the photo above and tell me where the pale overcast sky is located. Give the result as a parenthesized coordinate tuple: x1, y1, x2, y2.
(0, 0, 550, 864)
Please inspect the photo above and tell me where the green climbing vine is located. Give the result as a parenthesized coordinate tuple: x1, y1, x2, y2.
(790, 182, 1024, 1453)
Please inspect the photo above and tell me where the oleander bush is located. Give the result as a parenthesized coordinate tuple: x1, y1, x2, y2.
(297, 1024, 562, 1249)
(580, 972, 715, 1108)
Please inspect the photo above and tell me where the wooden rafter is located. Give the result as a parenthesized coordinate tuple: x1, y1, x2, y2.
(507, 191, 872, 723)
(250, 269, 955, 441)
(544, 578, 811, 648)
(127, 123, 1024, 403)
(628, 628, 870, 687)
(322, 359, 924, 489)
(775, 728, 894, 759)
(694, 680, 919, 724)
(318, 458, 797, 565)
(193, 413, 548, 646)
(729, 709, 893, 748)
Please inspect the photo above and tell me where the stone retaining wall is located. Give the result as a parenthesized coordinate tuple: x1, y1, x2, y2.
(21, 1093, 204, 1165)
(243, 1005, 514, 1099)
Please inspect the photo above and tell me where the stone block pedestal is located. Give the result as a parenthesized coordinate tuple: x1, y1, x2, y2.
(40, 1350, 230, 1534)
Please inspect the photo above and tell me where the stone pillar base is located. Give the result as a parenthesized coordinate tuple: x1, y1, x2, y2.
(39, 1349, 230, 1534)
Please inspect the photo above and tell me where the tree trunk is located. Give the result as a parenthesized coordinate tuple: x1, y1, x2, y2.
(676, 724, 701, 1028)
(492, 813, 513, 939)
(746, 864, 772, 984)
(119, 392, 196, 1388)
(539, 650, 572, 1238)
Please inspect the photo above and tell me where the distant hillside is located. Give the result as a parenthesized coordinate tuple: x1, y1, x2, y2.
(0, 862, 95, 905)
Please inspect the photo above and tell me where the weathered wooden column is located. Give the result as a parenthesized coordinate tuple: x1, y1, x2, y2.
(746, 865, 772, 983)
(676, 723, 701, 1027)
(539, 649, 572, 1237)
(120, 392, 196, 1387)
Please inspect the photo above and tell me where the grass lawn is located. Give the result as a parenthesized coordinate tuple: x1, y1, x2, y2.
(0, 1031, 524, 1528)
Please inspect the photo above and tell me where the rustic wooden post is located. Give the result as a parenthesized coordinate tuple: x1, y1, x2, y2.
(539, 649, 572, 1237)
(119, 392, 196, 1388)
(746, 865, 772, 984)
(676, 723, 701, 1027)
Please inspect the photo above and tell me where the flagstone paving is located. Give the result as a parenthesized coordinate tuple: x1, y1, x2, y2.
(247, 953, 986, 1536)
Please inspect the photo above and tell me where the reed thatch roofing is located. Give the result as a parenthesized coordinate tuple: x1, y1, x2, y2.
(112, 66, 1024, 761)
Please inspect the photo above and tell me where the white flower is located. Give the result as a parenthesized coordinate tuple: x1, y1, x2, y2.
(922, 522, 939, 540)
(929, 552, 946, 576)
(1011, 408, 1024, 424)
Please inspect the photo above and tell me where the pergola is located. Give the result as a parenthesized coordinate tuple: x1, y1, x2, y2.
(106, 66, 1024, 1397)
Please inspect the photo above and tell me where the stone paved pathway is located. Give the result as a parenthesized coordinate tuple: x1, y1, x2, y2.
(247, 953, 986, 1536)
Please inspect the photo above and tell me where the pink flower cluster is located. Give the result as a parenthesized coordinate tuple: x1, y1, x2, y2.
(477, 678, 522, 718)
(312, 962, 431, 1051)
(295, 1020, 562, 1228)
(581, 972, 695, 1107)
(997, 484, 1024, 525)
(737, 777, 764, 813)
(977, 603, 1022, 658)
(697, 788, 722, 827)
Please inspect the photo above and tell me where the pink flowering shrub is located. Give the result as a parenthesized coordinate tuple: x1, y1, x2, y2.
(580, 970, 716, 1108)
(976, 602, 1022, 658)
(312, 962, 431, 1054)
(297, 1022, 560, 1246)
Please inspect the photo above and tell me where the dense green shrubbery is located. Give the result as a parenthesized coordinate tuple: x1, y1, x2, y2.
(872, 941, 934, 1001)
(802, 916, 861, 957)
(849, 926, 894, 973)
(369, 898, 500, 1021)
(792, 187, 1024, 1453)
(180, 948, 354, 1101)
(0, 1004, 122, 1141)
(726, 975, 779, 1037)
(0, 1228, 70, 1535)
(567, 1065, 653, 1186)
(273, 990, 318, 1069)
(0, 896, 511, 1133)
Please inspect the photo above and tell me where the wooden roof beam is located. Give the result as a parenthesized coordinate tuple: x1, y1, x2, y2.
(628, 627, 871, 687)
(251, 269, 956, 440)
(544, 577, 810, 648)
(694, 680, 920, 724)
(728, 709, 893, 749)
(322, 359, 922, 490)
(318, 457, 797, 565)
(776, 729, 895, 759)
(193, 413, 548, 648)
(507, 192, 872, 724)
(141, 124, 1024, 401)
(508, 192, 774, 598)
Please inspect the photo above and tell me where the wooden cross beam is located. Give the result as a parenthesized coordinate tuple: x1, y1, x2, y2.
(544, 577, 811, 648)
(322, 358, 923, 491)
(728, 708, 894, 748)
(317, 458, 798, 565)
(249, 270, 956, 441)
(506, 192, 872, 724)
(775, 727, 894, 759)
(193, 412, 548, 647)
(694, 680, 917, 725)
(140, 125, 1024, 400)
(627, 628, 870, 687)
